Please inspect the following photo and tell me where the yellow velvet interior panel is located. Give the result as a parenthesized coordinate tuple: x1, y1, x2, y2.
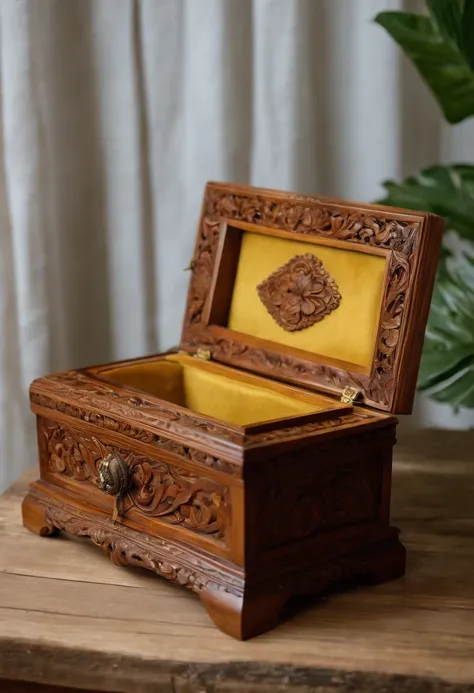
(102, 362, 187, 406)
(180, 363, 318, 424)
(228, 232, 386, 369)
(101, 357, 321, 425)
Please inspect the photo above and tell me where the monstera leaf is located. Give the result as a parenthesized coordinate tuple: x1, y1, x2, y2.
(418, 251, 474, 409)
(379, 164, 474, 244)
(375, 2, 474, 123)
(375, 3, 474, 409)
(426, 0, 474, 70)
(379, 164, 474, 409)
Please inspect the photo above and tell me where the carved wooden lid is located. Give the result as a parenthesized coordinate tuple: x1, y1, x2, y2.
(181, 182, 444, 414)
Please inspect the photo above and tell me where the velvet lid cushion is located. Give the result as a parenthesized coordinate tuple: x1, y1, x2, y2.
(228, 232, 386, 371)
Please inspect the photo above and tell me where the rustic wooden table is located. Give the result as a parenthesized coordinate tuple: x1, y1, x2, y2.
(0, 430, 473, 693)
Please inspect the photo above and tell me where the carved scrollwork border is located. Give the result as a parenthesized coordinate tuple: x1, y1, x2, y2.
(30, 375, 376, 454)
(181, 184, 425, 411)
(26, 489, 402, 604)
(39, 418, 229, 542)
(30, 375, 242, 471)
(29, 491, 244, 598)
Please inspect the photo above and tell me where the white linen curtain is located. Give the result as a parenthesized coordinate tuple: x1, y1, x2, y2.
(1, 0, 473, 492)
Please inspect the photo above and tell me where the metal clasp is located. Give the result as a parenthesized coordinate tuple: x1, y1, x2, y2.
(341, 386, 361, 405)
(194, 348, 211, 361)
(97, 453, 130, 523)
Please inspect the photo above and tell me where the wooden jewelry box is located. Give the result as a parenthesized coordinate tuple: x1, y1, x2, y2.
(22, 182, 444, 640)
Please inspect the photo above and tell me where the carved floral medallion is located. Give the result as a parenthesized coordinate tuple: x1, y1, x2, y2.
(257, 253, 341, 332)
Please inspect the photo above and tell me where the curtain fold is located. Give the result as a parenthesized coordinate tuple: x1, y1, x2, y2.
(1, 0, 473, 491)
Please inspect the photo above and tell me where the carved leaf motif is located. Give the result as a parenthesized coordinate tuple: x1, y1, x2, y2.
(127, 462, 225, 535)
(257, 254, 341, 332)
(32, 386, 375, 453)
(40, 419, 228, 541)
(39, 499, 243, 597)
(31, 376, 245, 458)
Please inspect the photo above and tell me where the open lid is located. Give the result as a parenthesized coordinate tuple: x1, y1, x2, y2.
(181, 182, 444, 414)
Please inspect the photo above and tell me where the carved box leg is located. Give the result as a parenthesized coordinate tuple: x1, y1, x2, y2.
(22, 492, 58, 538)
(365, 531, 406, 585)
(200, 588, 288, 641)
(200, 532, 405, 640)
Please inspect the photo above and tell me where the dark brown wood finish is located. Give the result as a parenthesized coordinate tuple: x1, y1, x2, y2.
(21, 183, 444, 640)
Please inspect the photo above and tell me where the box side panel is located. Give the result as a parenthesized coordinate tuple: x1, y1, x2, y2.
(244, 422, 397, 581)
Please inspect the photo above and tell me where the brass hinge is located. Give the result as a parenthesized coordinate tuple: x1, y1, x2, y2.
(341, 386, 361, 405)
(194, 348, 211, 361)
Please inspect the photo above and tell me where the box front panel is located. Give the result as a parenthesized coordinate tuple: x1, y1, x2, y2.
(36, 415, 240, 562)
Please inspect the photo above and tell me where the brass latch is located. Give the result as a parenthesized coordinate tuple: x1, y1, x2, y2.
(341, 386, 361, 405)
(97, 452, 130, 523)
(194, 348, 211, 361)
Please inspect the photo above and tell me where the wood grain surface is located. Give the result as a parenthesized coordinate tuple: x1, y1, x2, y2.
(1, 429, 474, 692)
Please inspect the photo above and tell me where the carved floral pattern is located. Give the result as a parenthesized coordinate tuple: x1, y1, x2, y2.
(30, 494, 244, 597)
(30, 380, 377, 453)
(203, 188, 418, 250)
(30, 381, 241, 471)
(186, 332, 373, 406)
(40, 419, 228, 541)
(181, 185, 423, 410)
(126, 459, 225, 535)
(257, 254, 341, 331)
(245, 412, 373, 445)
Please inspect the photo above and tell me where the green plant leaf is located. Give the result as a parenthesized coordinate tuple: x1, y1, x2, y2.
(461, 0, 474, 70)
(374, 10, 474, 123)
(418, 251, 474, 410)
(426, 0, 465, 52)
(379, 164, 474, 244)
(427, 0, 474, 71)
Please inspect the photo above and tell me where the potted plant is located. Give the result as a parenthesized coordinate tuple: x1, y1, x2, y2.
(375, 0, 474, 421)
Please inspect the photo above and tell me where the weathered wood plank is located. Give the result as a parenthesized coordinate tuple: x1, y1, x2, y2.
(0, 681, 105, 693)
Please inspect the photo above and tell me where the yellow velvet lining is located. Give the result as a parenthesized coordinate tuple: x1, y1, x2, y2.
(227, 232, 386, 369)
(100, 355, 324, 426)
(103, 361, 187, 405)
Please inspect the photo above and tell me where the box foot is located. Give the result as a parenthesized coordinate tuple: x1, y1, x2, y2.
(200, 588, 287, 640)
(365, 531, 406, 585)
(22, 490, 59, 537)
